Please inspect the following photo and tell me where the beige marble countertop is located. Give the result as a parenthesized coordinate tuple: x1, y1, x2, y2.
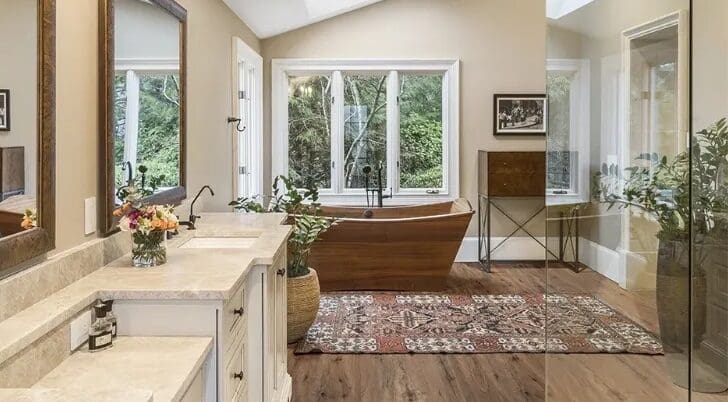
(0, 212, 290, 366)
(30, 337, 212, 402)
(0, 388, 153, 402)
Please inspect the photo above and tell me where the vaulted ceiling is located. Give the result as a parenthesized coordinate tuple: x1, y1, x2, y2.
(223, 0, 385, 39)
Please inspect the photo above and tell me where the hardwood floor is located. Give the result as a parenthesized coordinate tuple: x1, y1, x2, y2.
(288, 263, 727, 402)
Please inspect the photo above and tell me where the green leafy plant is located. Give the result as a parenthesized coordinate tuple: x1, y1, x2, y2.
(229, 176, 334, 278)
(594, 118, 728, 242)
(116, 164, 166, 201)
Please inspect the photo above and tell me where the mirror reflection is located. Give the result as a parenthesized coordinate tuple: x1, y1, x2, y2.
(0, 0, 38, 238)
(113, 0, 181, 204)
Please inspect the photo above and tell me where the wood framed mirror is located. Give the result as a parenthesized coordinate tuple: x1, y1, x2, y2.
(0, 0, 56, 278)
(99, 0, 187, 235)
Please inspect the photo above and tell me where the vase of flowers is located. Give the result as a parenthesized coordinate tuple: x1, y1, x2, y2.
(114, 185, 179, 268)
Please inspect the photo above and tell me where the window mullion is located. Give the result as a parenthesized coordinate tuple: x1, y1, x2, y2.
(331, 71, 345, 194)
(387, 71, 400, 195)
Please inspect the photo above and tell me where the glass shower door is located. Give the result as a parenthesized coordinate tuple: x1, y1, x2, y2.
(691, 0, 728, 397)
(546, 0, 693, 400)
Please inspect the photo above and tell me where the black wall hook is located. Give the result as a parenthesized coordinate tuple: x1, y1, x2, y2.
(227, 117, 246, 133)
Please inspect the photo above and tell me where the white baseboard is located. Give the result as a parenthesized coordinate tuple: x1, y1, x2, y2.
(457, 236, 647, 291)
(578, 238, 621, 285)
(456, 236, 549, 262)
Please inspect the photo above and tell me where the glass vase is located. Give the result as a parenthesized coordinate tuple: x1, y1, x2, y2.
(131, 230, 167, 267)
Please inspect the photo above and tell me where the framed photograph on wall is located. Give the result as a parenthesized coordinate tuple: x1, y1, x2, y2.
(0, 90, 9, 131)
(493, 93, 547, 136)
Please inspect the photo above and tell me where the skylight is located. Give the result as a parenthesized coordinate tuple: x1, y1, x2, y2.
(546, 0, 595, 19)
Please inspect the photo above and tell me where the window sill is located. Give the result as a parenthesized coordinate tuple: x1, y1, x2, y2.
(318, 193, 456, 206)
(547, 193, 590, 206)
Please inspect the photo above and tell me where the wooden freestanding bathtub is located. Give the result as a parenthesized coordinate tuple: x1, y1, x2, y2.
(309, 199, 474, 291)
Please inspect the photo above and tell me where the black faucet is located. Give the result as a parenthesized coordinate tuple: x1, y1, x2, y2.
(122, 161, 133, 185)
(180, 185, 215, 230)
(363, 163, 391, 208)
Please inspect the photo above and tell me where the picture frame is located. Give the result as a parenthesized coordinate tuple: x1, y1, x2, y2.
(493, 93, 547, 136)
(0, 89, 9, 131)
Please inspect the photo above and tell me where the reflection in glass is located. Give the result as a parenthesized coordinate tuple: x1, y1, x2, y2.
(546, 0, 700, 400)
(343, 74, 387, 189)
(287, 75, 332, 189)
(113, 0, 181, 204)
(0, 0, 38, 238)
(546, 71, 572, 192)
(399, 74, 443, 190)
(692, 1, 728, 394)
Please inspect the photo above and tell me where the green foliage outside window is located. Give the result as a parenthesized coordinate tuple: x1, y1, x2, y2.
(114, 73, 180, 189)
(287, 73, 445, 191)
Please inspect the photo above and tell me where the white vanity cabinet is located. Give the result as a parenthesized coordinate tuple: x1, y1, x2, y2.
(112, 253, 291, 402)
(246, 256, 290, 402)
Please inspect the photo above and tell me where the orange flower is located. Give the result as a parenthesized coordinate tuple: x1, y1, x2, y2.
(113, 202, 132, 217)
(21, 217, 35, 230)
(151, 218, 165, 230)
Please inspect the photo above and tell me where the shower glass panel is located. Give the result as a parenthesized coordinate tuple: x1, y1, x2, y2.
(691, 0, 728, 397)
(546, 0, 694, 400)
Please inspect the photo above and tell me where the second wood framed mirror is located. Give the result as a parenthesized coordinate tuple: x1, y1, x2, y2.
(99, 0, 187, 235)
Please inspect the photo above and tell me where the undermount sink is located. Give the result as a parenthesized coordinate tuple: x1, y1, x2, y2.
(179, 236, 258, 249)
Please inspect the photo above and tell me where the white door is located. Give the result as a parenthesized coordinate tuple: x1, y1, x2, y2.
(232, 37, 263, 198)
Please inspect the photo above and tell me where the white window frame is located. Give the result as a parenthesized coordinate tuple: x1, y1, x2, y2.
(272, 59, 460, 205)
(546, 58, 591, 205)
(231, 37, 264, 199)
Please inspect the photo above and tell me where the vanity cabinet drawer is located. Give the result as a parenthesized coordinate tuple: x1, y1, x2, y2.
(224, 341, 246, 402)
(223, 285, 245, 347)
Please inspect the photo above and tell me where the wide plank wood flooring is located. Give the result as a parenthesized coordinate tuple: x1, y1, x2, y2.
(288, 263, 727, 402)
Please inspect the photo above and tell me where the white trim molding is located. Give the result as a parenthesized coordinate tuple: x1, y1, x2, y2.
(618, 10, 689, 289)
(232, 37, 264, 199)
(272, 58, 460, 204)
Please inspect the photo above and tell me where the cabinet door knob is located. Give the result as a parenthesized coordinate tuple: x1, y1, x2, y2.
(233, 307, 244, 316)
(276, 268, 286, 276)
(234, 371, 244, 380)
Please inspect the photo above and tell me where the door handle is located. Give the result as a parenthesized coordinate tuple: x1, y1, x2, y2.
(233, 307, 244, 316)
(276, 268, 286, 277)
(234, 371, 244, 380)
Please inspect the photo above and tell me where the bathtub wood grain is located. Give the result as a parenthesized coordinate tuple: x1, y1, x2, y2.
(310, 200, 473, 291)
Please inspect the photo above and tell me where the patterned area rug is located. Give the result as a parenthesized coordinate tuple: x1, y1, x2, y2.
(295, 293, 664, 355)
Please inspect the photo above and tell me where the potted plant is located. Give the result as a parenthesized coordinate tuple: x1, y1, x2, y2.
(230, 176, 334, 343)
(595, 118, 728, 391)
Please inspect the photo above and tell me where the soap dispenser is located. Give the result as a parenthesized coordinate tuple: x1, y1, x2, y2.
(102, 299, 117, 339)
(89, 303, 113, 352)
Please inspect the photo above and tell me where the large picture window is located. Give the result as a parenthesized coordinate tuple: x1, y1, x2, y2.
(273, 60, 459, 203)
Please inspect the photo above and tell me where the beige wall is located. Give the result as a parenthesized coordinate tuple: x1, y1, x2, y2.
(0, 0, 37, 196)
(50, 0, 259, 255)
(178, 0, 260, 212)
(261, 0, 547, 236)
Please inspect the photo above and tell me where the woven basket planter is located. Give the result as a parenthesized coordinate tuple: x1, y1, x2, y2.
(287, 268, 320, 344)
